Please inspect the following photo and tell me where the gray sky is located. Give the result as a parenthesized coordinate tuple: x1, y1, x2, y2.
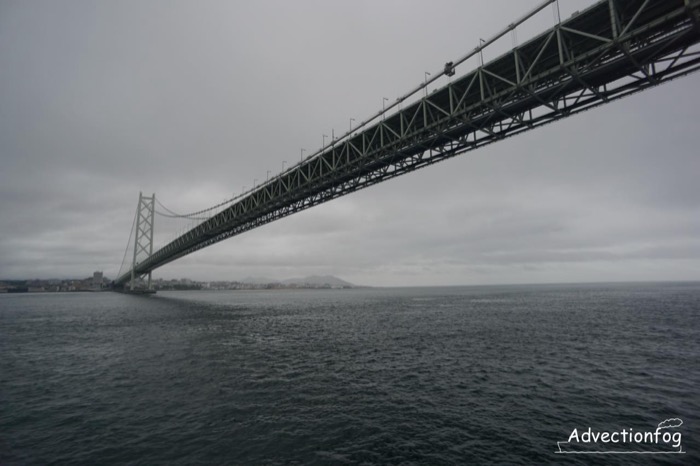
(1, 0, 698, 286)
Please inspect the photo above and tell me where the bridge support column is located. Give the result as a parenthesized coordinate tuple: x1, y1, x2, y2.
(130, 192, 155, 291)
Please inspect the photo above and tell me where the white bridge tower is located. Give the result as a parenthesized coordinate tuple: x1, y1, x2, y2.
(130, 192, 155, 291)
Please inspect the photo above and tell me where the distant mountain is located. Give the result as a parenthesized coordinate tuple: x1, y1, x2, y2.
(236, 275, 357, 288)
(281, 275, 355, 288)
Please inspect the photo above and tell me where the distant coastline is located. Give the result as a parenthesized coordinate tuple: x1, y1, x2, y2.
(151, 274, 359, 291)
(0, 275, 360, 293)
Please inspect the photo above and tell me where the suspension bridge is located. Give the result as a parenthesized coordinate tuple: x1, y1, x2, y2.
(114, 0, 700, 291)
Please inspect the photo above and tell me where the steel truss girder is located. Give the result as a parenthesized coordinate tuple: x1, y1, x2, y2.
(115, 0, 700, 286)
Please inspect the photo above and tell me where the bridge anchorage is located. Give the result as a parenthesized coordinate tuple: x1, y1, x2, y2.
(114, 0, 700, 289)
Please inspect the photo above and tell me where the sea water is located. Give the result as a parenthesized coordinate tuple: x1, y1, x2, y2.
(1, 282, 698, 464)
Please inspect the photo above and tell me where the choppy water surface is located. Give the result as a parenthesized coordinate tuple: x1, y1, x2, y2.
(1, 283, 699, 465)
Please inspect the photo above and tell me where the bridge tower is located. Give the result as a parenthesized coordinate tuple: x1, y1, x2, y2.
(130, 192, 155, 291)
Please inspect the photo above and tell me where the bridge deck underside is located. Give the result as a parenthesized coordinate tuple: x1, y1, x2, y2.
(115, 0, 700, 286)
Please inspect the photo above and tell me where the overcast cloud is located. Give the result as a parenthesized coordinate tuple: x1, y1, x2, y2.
(1, 0, 698, 286)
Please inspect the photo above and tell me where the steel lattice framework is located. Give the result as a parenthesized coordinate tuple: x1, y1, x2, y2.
(115, 0, 700, 287)
(129, 192, 155, 290)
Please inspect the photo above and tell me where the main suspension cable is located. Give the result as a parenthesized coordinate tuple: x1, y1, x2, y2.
(154, 196, 241, 220)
